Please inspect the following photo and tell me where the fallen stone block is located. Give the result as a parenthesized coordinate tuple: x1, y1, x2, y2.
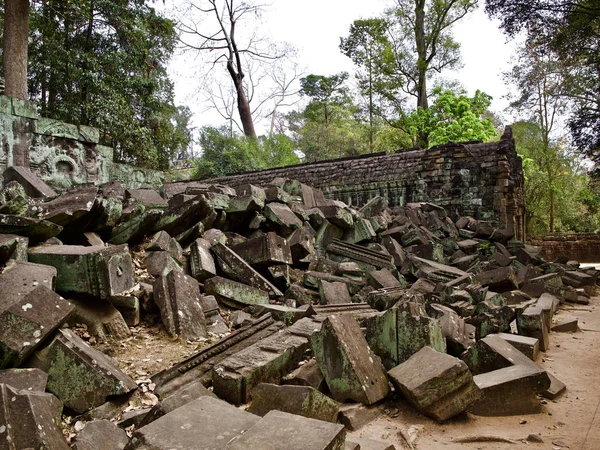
(28, 244, 135, 299)
(66, 298, 131, 342)
(0, 285, 74, 369)
(517, 304, 550, 352)
(108, 293, 141, 327)
(109, 209, 162, 245)
(199, 295, 229, 335)
(227, 184, 266, 212)
(189, 237, 217, 282)
(154, 195, 214, 238)
(247, 383, 340, 422)
(0, 213, 63, 242)
(126, 188, 168, 209)
(37, 185, 98, 227)
(138, 380, 215, 428)
(396, 302, 446, 365)
(0, 367, 47, 392)
(3, 165, 57, 198)
(230, 232, 293, 266)
(327, 239, 395, 269)
(337, 402, 382, 431)
(474, 266, 519, 292)
(0, 260, 56, 310)
(469, 364, 550, 416)
(284, 358, 326, 391)
(28, 328, 137, 414)
(154, 271, 207, 340)
(461, 335, 550, 416)
(213, 317, 321, 405)
(319, 280, 352, 305)
(496, 333, 539, 360)
(212, 242, 283, 298)
(304, 271, 366, 295)
(0, 233, 28, 266)
(289, 226, 316, 263)
(252, 303, 307, 325)
(522, 273, 564, 298)
(367, 269, 402, 289)
(204, 276, 270, 309)
(428, 303, 476, 356)
(343, 217, 376, 244)
(543, 371, 567, 400)
(311, 314, 390, 405)
(561, 270, 595, 288)
(144, 250, 183, 277)
(551, 318, 578, 332)
(226, 409, 346, 450)
(125, 396, 260, 450)
(264, 202, 303, 231)
(0, 383, 69, 450)
(388, 346, 481, 421)
(74, 419, 129, 450)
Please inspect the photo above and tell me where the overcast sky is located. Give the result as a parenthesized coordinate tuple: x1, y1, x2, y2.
(165, 0, 518, 132)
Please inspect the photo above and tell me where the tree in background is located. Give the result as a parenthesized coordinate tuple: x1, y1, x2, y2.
(192, 126, 299, 179)
(288, 73, 369, 162)
(382, 0, 477, 147)
(4, 0, 189, 170)
(340, 18, 392, 152)
(3, 0, 29, 99)
(485, 0, 600, 166)
(177, 0, 286, 139)
(403, 87, 497, 147)
(514, 121, 600, 233)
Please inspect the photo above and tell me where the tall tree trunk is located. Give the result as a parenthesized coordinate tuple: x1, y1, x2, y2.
(227, 61, 256, 139)
(3, 0, 30, 100)
(368, 57, 374, 153)
(414, 0, 429, 147)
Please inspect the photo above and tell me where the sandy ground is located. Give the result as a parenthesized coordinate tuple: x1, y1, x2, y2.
(350, 297, 600, 450)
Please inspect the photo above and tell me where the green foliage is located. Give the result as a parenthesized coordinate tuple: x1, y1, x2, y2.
(290, 73, 370, 161)
(192, 126, 300, 179)
(514, 121, 600, 233)
(402, 88, 498, 147)
(19, 0, 190, 170)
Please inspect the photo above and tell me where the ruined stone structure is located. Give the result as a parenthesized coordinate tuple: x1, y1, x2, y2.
(0, 95, 163, 189)
(528, 233, 600, 263)
(206, 128, 526, 241)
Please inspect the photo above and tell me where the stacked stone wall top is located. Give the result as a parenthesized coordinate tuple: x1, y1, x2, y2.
(196, 136, 524, 234)
(528, 233, 600, 263)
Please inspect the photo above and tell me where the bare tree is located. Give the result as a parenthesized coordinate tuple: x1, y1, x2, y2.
(178, 0, 282, 139)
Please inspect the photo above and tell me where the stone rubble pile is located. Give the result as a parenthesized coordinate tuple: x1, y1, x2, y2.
(0, 166, 595, 450)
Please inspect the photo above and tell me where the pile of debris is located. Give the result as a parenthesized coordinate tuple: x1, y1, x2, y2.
(0, 165, 595, 450)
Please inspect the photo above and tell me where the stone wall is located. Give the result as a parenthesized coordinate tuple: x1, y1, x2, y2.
(528, 233, 600, 263)
(202, 129, 526, 241)
(0, 95, 163, 189)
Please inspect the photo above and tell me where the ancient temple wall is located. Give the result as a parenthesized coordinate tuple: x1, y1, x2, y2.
(203, 131, 526, 240)
(0, 95, 163, 189)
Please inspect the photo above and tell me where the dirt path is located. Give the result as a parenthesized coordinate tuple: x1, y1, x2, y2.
(350, 297, 600, 450)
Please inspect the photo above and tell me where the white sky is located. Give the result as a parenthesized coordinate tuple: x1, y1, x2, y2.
(165, 1, 518, 133)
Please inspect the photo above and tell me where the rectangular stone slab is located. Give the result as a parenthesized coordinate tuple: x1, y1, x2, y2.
(27, 328, 137, 414)
(226, 409, 346, 450)
(0, 367, 48, 392)
(311, 314, 390, 405)
(0, 233, 28, 265)
(212, 317, 322, 405)
(3, 165, 57, 198)
(154, 271, 207, 340)
(204, 276, 270, 309)
(387, 346, 481, 421)
(189, 238, 216, 281)
(0, 383, 69, 450)
(469, 364, 550, 416)
(126, 396, 260, 450)
(0, 285, 74, 369)
(211, 242, 283, 298)
(0, 260, 56, 310)
(230, 232, 293, 266)
(28, 244, 135, 299)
